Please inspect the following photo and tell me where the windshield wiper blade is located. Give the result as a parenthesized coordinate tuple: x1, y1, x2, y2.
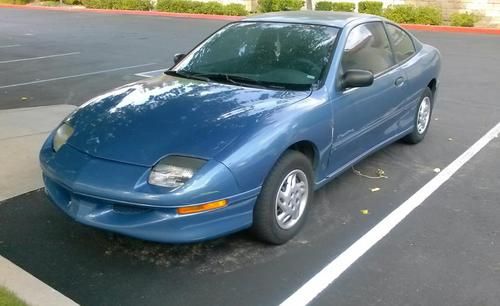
(200, 73, 287, 90)
(165, 70, 211, 82)
(167, 70, 288, 90)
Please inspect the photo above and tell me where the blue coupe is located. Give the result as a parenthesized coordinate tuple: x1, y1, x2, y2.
(40, 11, 441, 244)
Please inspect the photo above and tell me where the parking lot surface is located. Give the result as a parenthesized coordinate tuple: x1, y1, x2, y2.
(1, 7, 499, 306)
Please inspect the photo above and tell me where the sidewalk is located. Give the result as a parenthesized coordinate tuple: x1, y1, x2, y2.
(0, 105, 79, 306)
(0, 105, 76, 201)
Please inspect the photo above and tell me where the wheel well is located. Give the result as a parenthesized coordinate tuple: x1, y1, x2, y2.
(287, 141, 318, 170)
(427, 79, 437, 96)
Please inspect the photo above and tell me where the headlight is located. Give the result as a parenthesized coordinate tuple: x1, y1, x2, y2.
(53, 123, 74, 152)
(148, 156, 206, 188)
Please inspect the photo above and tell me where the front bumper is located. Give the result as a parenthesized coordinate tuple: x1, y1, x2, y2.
(40, 135, 257, 243)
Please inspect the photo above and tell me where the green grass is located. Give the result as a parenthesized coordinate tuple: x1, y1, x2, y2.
(0, 286, 27, 306)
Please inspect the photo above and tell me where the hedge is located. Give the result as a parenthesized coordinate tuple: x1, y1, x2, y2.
(331, 1, 354, 12)
(0, 0, 32, 4)
(63, 0, 81, 4)
(258, 0, 303, 12)
(156, 0, 247, 15)
(414, 6, 442, 25)
(450, 12, 478, 27)
(383, 5, 442, 25)
(358, 1, 382, 15)
(82, 0, 152, 9)
(315, 1, 332, 11)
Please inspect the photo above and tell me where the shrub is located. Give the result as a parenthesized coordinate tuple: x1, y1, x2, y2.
(82, 0, 113, 9)
(114, 0, 152, 9)
(63, 0, 82, 4)
(197, 1, 224, 14)
(358, 1, 383, 15)
(82, 0, 151, 9)
(414, 6, 442, 25)
(315, 1, 332, 11)
(156, 0, 247, 15)
(383, 4, 442, 25)
(258, 0, 303, 12)
(331, 1, 354, 12)
(257, 0, 273, 12)
(383, 4, 416, 23)
(156, 0, 195, 12)
(0, 0, 32, 4)
(450, 11, 478, 27)
(223, 3, 247, 15)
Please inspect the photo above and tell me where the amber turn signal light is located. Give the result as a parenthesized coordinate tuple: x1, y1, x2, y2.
(176, 199, 228, 215)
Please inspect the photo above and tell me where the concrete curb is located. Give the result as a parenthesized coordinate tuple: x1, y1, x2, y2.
(0, 256, 79, 306)
(401, 23, 500, 35)
(2, 4, 500, 34)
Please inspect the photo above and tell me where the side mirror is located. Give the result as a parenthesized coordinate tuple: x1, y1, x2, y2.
(173, 53, 186, 65)
(341, 69, 374, 89)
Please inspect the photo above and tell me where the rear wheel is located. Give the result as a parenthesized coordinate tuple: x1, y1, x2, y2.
(403, 87, 433, 144)
(252, 151, 314, 245)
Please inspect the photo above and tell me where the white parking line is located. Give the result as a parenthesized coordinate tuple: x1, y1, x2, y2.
(134, 68, 167, 78)
(0, 44, 21, 49)
(280, 122, 500, 306)
(0, 52, 80, 64)
(0, 63, 156, 89)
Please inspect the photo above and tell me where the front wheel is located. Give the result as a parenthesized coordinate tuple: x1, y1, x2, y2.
(403, 87, 433, 144)
(252, 151, 314, 245)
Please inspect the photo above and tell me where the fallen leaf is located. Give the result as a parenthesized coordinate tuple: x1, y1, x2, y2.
(360, 209, 369, 215)
(376, 168, 386, 177)
(433, 168, 441, 173)
(370, 187, 380, 192)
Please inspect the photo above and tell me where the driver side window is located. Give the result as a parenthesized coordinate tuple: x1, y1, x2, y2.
(341, 22, 395, 75)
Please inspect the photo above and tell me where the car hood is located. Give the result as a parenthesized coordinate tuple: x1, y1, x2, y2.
(66, 75, 311, 166)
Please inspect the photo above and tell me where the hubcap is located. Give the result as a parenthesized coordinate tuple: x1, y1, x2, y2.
(417, 96, 431, 134)
(275, 169, 309, 230)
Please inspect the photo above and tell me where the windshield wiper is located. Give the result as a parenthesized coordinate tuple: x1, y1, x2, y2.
(167, 70, 293, 90)
(164, 70, 211, 82)
(184, 72, 288, 90)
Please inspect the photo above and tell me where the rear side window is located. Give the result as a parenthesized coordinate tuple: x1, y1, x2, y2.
(385, 24, 415, 63)
(341, 22, 395, 75)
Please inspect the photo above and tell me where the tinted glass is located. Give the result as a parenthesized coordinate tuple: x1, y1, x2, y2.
(174, 22, 339, 90)
(385, 24, 415, 63)
(341, 22, 394, 75)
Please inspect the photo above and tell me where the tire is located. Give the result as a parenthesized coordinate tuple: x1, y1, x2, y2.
(403, 87, 433, 144)
(252, 150, 314, 245)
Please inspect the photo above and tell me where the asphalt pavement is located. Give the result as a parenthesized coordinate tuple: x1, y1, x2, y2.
(0, 7, 499, 306)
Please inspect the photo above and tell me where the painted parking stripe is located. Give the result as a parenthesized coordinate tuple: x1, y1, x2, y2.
(134, 68, 167, 78)
(0, 52, 80, 64)
(0, 44, 21, 49)
(0, 63, 156, 89)
(280, 122, 500, 306)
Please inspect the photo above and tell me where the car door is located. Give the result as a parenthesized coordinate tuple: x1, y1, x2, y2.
(328, 21, 409, 173)
(384, 23, 420, 131)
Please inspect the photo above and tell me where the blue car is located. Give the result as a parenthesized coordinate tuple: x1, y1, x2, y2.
(40, 11, 441, 244)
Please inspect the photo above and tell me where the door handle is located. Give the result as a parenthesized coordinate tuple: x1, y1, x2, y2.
(395, 76, 405, 87)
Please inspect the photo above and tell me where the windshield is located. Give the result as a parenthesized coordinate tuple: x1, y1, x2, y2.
(172, 22, 339, 90)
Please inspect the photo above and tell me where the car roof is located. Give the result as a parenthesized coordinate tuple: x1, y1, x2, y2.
(242, 11, 381, 28)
